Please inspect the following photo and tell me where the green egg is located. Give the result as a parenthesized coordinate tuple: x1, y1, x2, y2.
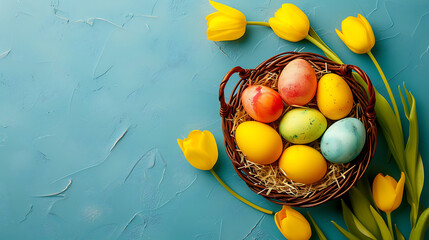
(279, 108, 327, 144)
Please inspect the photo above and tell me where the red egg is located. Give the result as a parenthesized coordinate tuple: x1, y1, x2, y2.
(278, 59, 317, 106)
(241, 85, 283, 123)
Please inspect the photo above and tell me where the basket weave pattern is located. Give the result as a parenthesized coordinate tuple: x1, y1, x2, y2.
(219, 52, 377, 207)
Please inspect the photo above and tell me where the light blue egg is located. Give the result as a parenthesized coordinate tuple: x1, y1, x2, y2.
(320, 118, 366, 164)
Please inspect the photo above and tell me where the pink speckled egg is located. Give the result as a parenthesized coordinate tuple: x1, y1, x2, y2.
(278, 59, 317, 106)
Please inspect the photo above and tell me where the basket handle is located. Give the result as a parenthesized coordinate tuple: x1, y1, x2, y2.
(339, 64, 376, 122)
(219, 66, 251, 118)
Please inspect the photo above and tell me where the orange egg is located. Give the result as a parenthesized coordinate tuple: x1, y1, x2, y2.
(241, 85, 284, 123)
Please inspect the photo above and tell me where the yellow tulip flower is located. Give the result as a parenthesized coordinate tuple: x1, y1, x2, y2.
(205, 0, 247, 41)
(177, 130, 218, 170)
(268, 3, 310, 42)
(275, 205, 312, 240)
(335, 14, 375, 54)
(373, 172, 405, 213)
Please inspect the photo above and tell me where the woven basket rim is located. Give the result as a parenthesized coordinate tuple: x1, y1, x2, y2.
(219, 52, 377, 207)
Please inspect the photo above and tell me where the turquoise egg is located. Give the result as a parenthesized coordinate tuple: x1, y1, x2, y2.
(320, 118, 366, 164)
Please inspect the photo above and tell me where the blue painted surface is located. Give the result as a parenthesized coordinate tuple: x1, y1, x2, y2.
(0, 0, 428, 239)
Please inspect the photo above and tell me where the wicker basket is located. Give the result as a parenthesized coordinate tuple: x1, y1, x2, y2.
(219, 52, 377, 207)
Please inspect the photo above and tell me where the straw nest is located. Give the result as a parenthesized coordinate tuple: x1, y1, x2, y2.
(219, 52, 376, 207)
(229, 65, 360, 197)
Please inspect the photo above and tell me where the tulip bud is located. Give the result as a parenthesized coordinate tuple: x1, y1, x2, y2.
(268, 3, 310, 42)
(372, 172, 405, 213)
(275, 205, 312, 240)
(177, 130, 218, 170)
(335, 14, 375, 54)
(205, 0, 247, 41)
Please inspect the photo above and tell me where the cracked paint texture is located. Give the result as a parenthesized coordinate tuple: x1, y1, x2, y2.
(0, 0, 428, 239)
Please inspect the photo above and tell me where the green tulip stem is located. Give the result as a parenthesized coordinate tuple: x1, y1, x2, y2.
(367, 51, 402, 132)
(246, 21, 270, 27)
(209, 169, 274, 215)
(305, 35, 343, 64)
(386, 212, 394, 239)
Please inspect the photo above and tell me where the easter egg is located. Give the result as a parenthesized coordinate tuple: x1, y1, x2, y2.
(317, 73, 353, 120)
(278, 108, 327, 144)
(278, 59, 317, 106)
(279, 145, 327, 184)
(320, 118, 366, 164)
(235, 121, 283, 165)
(241, 85, 284, 123)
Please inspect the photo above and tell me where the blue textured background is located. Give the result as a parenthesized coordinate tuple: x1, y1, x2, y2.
(0, 0, 428, 239)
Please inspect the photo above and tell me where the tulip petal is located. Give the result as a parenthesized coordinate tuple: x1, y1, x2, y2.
(342, 17, 372, 54)
(274, 206, 287, 232)
(373, 174, 396, 212)
(285, 206, 310, 223)
(284, 4, 310, 36)
(186, 130, 202, 148)
(275, 206, 311, 240)
(281, 209, 312, 240)
(358, 14, 375, 47)
(205, 12, 222, 22)
(336, 27, 363, 53)
(268, 3, 309, 42)
(205, 1, 246, 41)
(187, 130, 202, 140)
(177, 139, 185, 153)
(207, 29, 245, 41)
(335, 29, 346, 44)
(183, 147, 214, 170)
(392, 172, 405, 210)
(384, 175, 398, 189)
(208, 0, 245, 20)
(207, 14, 246, 31)
(336, 14, 375, 54)
(200, 131, 218, 165)
(269, 18, 303, 42)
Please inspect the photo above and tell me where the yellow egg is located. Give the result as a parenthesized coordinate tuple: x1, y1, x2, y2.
(317, 73, 353, 120)
(235, 121, 283, 165)
(279, 145, 327, 184)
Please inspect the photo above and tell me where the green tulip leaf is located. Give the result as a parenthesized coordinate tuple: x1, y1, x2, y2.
(307, 212, 327, 240)
(416, 154, 424, 206)
(404, 84, 413, 110)
(332, 221, 361, 240)
(400, 86, 422, 226)
(411, 202, 419, 228)
(355, 177, 377, 208)
(352, 72, 405, 172)
(387, 150, 392, 163)
(402, 88, 419, 183)
(409, 207, 429, 240)
(308, 27, 340, 62)
(398, 85, 410, 118)
(341, 200, 377, 240)
(375, 92, 405, 166)
(369, 206, 393, 240)
(394, 225, 405, 240)
(349, 187, 381, 238)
